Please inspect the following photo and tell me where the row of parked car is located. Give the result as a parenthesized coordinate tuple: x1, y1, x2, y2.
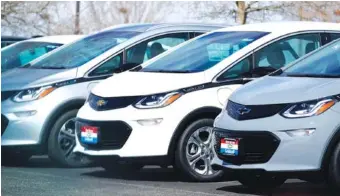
(1, 21, 340, 190)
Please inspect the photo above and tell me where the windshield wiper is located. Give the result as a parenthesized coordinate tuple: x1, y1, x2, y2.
(286, 73, 340, 78)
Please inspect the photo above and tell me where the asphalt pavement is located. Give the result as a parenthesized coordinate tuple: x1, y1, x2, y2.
(1, 156, 334, 196)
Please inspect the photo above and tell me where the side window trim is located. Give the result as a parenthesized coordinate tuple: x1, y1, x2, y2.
(212, 30, 323, 82)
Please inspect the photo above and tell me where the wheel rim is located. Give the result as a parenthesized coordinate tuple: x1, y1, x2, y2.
(57, 118, 87, 164)
(185, 126, 217, 176)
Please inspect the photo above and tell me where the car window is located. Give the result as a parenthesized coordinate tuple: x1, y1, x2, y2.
(217, 57, 252, 81)
(280, 40, 340, 77)
(254, 33, 321, 71)
(29, 30, 140, 69)
(126, 33, 189, 65)
(1, 41, 62, 71)
(141, 31, 269, 73)
(88, 53, 123, 77)
(331, 33, 340, 41)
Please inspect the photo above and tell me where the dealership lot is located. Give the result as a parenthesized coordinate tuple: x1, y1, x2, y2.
(1, 156, 331, 196)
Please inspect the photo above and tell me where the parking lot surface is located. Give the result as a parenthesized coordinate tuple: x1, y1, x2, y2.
(1, 156, 333, 196)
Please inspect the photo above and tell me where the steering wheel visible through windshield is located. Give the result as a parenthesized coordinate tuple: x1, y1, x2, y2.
(279, 40, 340, 78)
(140, 31, 269, 73)
(29, 30, 140, 69)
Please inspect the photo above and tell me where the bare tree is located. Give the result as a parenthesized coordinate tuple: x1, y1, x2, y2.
(82, 1, 175, 33)
(74, 1, 81, 34)
(1, 1, 51, 35)
(191, 1, 286, 25)
(283, 1, 340, 22)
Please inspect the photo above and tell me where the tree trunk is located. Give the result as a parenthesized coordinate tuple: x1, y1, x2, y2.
(236, 1, 247, 24)
(74, 1, 80, 34)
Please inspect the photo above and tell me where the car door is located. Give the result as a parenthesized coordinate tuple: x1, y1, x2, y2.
(214, 32, 322, 105)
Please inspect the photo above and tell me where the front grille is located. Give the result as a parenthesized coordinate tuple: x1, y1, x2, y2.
(226, 100, 287, 121)
(88, 93, 141, 111)
(1, 91, 18, 101)
(214, 128, 280, 165)
(76, 119, 132, 150)
(1, 115, 9, 135)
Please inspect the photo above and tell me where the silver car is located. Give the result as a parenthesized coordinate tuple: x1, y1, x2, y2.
(211, 39, 340, 190)
(1, 23, 223, 167)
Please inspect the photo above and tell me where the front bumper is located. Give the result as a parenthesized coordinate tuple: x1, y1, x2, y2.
(73, 102, 186, 158)
(1, 98, 53, 146)
(211, 108, 340, 172)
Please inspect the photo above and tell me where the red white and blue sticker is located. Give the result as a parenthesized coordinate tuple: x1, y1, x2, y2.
(220, 138, 239, 156)
(80, 125, 98, 144)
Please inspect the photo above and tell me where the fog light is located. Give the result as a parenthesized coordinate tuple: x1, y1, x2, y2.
(14, 110, 37, 117)
(136, 118, 163, 126)
(285, 128, 315, 137)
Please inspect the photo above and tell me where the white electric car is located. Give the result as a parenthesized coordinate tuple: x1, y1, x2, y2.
(211, 39, 340, 190)
(74, 22, 340, 181)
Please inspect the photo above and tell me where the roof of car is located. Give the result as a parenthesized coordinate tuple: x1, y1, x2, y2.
(216, 21, 340, 33)
(101, 23, 225, 32)
(24, 35, 85, 44)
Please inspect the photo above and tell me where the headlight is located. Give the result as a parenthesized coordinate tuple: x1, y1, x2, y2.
(281, 98, 337, 118)
(13, 86, 55, 102)
(134, 92, 182, 109)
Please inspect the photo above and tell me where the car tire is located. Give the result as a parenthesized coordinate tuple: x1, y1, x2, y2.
(238, 174, 286, 190)
(1, 151, 32, 166)
(175, 118, 224, 182)
(326, 140, 340, 191)
(48, 109, 92, 167)
(101, 162, 144, 174)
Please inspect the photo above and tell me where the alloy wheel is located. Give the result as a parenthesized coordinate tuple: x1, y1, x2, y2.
(57, 118, 87, 164)
(185, 126, 216, 176)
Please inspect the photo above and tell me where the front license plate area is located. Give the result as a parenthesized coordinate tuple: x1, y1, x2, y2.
(80, 125, 99, 144)
(220, 138, 239, 156)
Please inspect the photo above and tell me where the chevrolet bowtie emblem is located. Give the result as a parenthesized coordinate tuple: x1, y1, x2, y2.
(237, 107, 251, 115)
(96, 99, 107, 107)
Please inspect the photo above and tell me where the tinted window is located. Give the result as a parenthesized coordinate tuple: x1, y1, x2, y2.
(1, 41, 62, 71)
(217, 57, 252, 81)
(254, 33, 321, 71)
(126, 33, 189, 65)
(280, 40, 340, 77)
(141, 31, 268, 73)
(89, 53, 123, 76)
(30, 30, 140, 69)
(331, 33, 340, 41)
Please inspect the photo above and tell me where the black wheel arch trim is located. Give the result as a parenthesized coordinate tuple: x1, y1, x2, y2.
(167, 106, 222, 162)
(40, 98, 86, 152)
(321, 125, 340, 170)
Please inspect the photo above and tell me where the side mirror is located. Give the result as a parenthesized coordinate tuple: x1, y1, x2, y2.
(113, 63, 140, 73)
(124, 63, 139, 70)
(252, 67, 277, 77)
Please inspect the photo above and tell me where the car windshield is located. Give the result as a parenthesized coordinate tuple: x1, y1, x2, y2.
(280, 40, 340, 78)
(29, 30, 140, 69)
(1, 41, 62, 72)
(140, 31, 269, 73)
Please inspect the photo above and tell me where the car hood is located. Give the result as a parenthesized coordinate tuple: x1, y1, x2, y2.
(91, 71, 206, 97)
(230, 76, 340, 105)
(1, 68, 77, 91)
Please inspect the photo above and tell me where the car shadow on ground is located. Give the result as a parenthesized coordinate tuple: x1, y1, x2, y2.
(81, 166, 234, 183)
(217, 181, 336, 196)
(1, 156, 96, 169)
(82, 167, 183, 182)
